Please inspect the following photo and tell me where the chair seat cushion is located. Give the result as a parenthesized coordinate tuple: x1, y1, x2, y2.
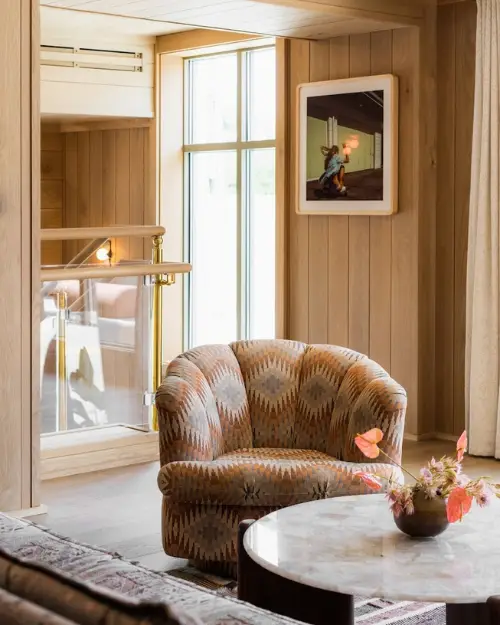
(158, 448, 401, 507)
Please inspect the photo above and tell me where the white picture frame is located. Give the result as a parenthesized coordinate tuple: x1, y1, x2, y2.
(297, 74, 398, 216)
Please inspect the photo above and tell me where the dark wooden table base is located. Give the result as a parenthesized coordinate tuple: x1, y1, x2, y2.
(238, 520, 492, 625)
(446, 603, 490, 625)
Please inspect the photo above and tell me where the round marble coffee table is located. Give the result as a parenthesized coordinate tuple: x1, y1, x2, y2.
(238, 494, 500, 625)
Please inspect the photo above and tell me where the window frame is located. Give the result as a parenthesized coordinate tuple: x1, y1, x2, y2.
(183, 45, 276, 349)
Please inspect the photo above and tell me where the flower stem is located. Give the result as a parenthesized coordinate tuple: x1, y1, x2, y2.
(377, 448, 420, 482)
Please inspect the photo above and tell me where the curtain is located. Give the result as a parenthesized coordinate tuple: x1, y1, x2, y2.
(466, 0, 500, 456)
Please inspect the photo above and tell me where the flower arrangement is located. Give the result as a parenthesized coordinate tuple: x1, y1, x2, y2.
(354, 428, 500, 524)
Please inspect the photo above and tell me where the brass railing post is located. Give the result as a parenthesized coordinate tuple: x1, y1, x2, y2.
(151, 235, 176, 431)
(55, 290, 68, 432)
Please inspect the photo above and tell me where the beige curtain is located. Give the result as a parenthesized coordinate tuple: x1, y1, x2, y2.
(466, 0, 500, 456)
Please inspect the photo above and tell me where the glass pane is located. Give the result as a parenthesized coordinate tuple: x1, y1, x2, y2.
(247, 48, 276, 141)
(248, 149, 276, 339)
(189, 54, 237, 144)
(40, 271, 152, 435)
(190, 151, 238, 346)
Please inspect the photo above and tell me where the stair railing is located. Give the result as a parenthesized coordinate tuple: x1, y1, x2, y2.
(40, 225, 191, 433)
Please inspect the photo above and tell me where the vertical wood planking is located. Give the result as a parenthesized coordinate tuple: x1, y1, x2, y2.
(77, 133, 90, 258)
(63, 127, 151, 264)
(41, 131, 64, 266)
(391, 28, 419, 434)
(308, 41, 330, 344)
(89, 131, 103, 231)
(327, 36, 350, 347)
(23, 0, 40, 508)
(0, 0, 23, 509)
(143, 125, 156, 261)
(129, 128, 145, 261)
(64, 133, 78, 262)
(102, 130, 116, 260)
(347, 34, 371, 354)
(417, 5, 438, 435)
(275, 38, 289, 340)
(453, 2, 476, 435)
(368, 30, 393, 371)
(436, 5, 456, 435)
(115, 129, 131, 261)
(0, 0, 38, 510)
(288, 39, 310, 343)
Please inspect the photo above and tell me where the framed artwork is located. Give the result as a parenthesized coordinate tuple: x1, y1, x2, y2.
(297, 74, 398, 216)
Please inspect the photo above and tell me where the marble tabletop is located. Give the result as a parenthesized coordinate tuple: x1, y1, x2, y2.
(243, 494, 500, 604)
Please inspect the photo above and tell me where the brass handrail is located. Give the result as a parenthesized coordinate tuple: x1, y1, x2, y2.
(41, 262, 191, 282)
(41, 225, 166, 241)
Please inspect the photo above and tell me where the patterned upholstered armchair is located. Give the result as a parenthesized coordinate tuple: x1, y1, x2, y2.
(156, 340, 406, 575)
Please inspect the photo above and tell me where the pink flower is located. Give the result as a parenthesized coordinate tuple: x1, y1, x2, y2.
(391, 501, 403, 518)
(354, 471, 383, 491)
(457, 431, 468, 463)
(472, 480, 492, 507)
(435, 461, 444, 472)
(447, 487, 473, 523)
(404, 496, 415, 515)
(420, 467, 433, 484)
(477, 490, 492, 508)
(354, 428, 384, 459)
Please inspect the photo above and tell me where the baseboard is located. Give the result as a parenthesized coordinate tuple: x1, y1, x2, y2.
(404, 431, 459, 443)
(41, 426, 159, 480)
(8, 505, 48, 519)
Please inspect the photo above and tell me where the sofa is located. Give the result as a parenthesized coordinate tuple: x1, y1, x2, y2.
(156, 339, 406, 574)
(0, 512, 306, 625)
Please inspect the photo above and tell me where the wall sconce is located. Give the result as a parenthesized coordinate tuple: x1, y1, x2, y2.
(96, 241, 112, 264)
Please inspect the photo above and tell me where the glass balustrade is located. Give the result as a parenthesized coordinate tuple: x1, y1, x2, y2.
(40, 264, 153, 435)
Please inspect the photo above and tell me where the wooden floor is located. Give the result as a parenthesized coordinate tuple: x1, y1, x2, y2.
(37, 439, 500, 573)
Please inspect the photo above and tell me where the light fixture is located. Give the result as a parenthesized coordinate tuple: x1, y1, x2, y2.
(96, 242, 112, 263)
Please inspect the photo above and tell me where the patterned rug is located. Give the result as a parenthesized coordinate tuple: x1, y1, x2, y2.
(168, 567, 446, 624)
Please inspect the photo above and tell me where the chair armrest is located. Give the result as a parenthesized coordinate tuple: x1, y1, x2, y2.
(156, 377, 212, 465)
(347, 374, 406, 466)
(156, 357, 223, 465)
(330, 358, 406, 465)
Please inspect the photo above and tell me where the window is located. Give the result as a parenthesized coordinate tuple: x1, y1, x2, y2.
(184, 47, 276, 348)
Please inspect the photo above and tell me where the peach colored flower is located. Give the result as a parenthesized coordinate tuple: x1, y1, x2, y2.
(354, 471, 383, 491)
(447, 486, 473, 523)
(355, 428, 384, 459)
(456, 430, 468, 463)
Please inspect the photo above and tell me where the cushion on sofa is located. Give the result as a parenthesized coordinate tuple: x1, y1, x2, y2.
(158, 448, 402, 506)
(0, 586, 77, 625)
(0, 547, 199, 625)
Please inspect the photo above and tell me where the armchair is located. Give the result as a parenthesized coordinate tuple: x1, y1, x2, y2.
(156, 340, 406, 575)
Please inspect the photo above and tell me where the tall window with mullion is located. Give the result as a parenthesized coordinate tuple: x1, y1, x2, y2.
(184, 46, 276, 348)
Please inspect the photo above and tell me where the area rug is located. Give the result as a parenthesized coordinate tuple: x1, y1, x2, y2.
(168, 567, 446, 624)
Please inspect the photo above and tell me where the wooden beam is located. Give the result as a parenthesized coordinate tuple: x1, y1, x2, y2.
(156, 29, 263, 55)
(253, 0, 424, 26)
(59, 118, 152, 134)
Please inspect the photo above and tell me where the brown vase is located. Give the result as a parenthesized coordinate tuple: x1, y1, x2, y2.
(393, 489, 449, 538)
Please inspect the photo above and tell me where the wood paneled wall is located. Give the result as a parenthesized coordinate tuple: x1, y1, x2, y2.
(436, 1, 477, 437)
(0, 0, 40, 512)
(63, 126, 154, 263)
(41, 130, 64, 266)
(284, 24, 437, 436)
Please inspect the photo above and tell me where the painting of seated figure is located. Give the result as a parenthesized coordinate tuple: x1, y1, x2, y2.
(297, 74, 398, 216)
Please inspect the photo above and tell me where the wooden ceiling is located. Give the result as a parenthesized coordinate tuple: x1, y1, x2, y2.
(39, 0, 428, 40)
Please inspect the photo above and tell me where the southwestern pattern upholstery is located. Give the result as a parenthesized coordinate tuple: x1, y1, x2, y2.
(157, 340, 407, 571)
